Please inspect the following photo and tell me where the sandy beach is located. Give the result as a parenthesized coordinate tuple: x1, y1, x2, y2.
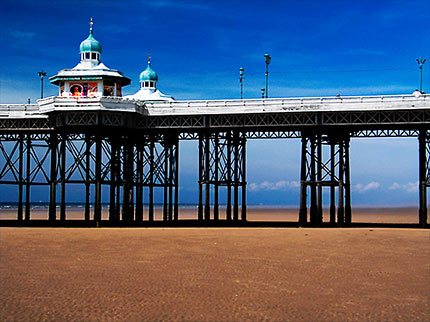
(1, 224, 429, 321)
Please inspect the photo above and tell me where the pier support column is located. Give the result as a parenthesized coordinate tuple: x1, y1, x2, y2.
(174, 137, 179, 221)
(17, 134, 24, 221)
(122, 140, 134, 223)
(94, 136, 102, 223)
(198, 134, 204, 221)
(25, 135, 31, 220)
(226, 131, 232, 221)
(60, 134, 66, 221)
(48, 134, 58, 222)
(233, 131, 239, 221)
(419, 130, 429, 227)
(299, 137, 308, 226)
(344, 138, 352, 225)
(135, 143, 144, 222)
(84, 134, 91, 221)
(329, 140, 336, 225)
(214, 134, 219, 221)
(309, 136, 317, 225)
(316, 135, 323, 225)
(241, 131, 247, 222)
(109, 139, 118, 222)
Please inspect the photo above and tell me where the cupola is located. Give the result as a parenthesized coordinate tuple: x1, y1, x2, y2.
(79, 18, 102, 62)
(139, 56, 158, 89)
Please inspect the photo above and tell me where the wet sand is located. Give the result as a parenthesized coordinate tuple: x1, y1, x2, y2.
(0, 206, 423, 224)
(1, 225, 429, 321)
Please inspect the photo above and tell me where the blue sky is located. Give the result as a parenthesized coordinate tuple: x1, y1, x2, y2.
(0, 0, 429, 206)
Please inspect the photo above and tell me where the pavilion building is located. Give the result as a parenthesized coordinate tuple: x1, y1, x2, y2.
(49, 19, 131, 98)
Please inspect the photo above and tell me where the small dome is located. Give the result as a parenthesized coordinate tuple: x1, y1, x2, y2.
(80, 30, 102, 54)
(139, 63, 158, 82)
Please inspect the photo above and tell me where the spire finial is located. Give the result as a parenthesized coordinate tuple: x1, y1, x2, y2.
(148, 53, 151, 65)
(89, 17, 94, 33)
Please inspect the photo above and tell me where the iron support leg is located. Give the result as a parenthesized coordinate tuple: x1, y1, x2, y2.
(316, 135, 323, 224)
(149, 140, 154, 222)
(309, 136, 317, 225)
(344, 138, 352, 225)
(198, 135, 203, 221)
(18, 135, 24, 221)
(136, 145, 143, 222)
(94, 136, 102, 223)
(241, 132, 247, 221)
(163, 142, 168, 221)
(419, 131, 428, 227)
(337, 141, 345, 225)
(233, 131, 239, 221)
(60, 135, 66, 221)
(214, 134, 219, 221)
(84, 135, 91, 221)
(174, 139, 179, 221)
(226, 131, 232, 221)
(329, 141, 336, 225)
(49, 134, 57, 222)
(109, 140, 117, 221)
(123, 141, 134, 223)
(168, 142, 174, 221)
(204, 132, 211, 221)
(25, 135, 31, 220)
(299, 137, 308, 225)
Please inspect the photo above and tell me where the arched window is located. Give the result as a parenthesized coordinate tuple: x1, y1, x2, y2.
(85, 53, 90, 59)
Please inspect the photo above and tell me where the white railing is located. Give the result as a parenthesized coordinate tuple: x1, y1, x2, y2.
(0, 104, 38, 112)
(0, 94, 428, 117)
(145, 94, 428, 110)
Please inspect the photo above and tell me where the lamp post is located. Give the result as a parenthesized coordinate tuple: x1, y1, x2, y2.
(38, 70, 47, 99)
(261, 88, 265, 99)
(239, 67, 244, 99)
(264, 53, 271, 98)
(416, 57, 426, 93)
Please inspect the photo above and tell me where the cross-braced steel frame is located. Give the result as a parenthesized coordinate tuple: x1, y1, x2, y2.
(299, 131, 351, 226)
(0, 131, 178, 223)
(198, 130, 246, 222)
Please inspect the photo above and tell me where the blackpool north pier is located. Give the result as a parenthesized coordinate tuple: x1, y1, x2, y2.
(0, 23, 429, 227)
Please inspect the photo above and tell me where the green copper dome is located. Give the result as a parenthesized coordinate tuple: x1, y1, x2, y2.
(140, 63, 158, 82)
(80, 30, 102, 54)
